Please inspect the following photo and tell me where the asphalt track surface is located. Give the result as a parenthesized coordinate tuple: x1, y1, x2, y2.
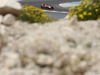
(19, 0, 80, 12)
(19, 0, 80, 19)
(45, 12, 67, 19)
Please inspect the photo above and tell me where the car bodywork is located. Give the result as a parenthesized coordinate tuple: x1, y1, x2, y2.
(41, 4, 54, 10)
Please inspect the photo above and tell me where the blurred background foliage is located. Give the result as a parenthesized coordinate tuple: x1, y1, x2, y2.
(68, 0, 100, 21)
(18, 4, 56, 23)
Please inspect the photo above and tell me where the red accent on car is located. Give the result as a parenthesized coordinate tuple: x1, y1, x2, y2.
(45, 5, 47, 7)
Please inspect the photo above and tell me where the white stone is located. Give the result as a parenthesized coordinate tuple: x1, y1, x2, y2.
(0, 25, 6, 35)
(36, 54, 53, 66)
(0, 52, 21, 68)
(0, 15, 3, 24)
(69, 15, 78, 25)
(3, 14, 16, 25)
(0, 0, 21, 15)
(64, 15, 69, 20)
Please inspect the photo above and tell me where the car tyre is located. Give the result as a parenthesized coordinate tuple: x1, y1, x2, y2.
(41, 6, 43, 8)
(51, 7, 54, 10)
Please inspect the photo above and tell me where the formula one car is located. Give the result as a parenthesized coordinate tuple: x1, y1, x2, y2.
(41, 4, 54, 10)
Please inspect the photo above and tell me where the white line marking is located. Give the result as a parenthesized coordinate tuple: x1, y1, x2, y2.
(43, 10, 69, 13)
(16, 0, 22, 1)
(59, 1, 80, 7)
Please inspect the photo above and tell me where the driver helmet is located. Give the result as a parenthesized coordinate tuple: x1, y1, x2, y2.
(45, 4, 47, 7)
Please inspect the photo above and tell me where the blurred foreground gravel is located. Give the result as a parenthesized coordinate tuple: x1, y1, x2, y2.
(1, 0, 100, 75)
(0, 15, 100, 75)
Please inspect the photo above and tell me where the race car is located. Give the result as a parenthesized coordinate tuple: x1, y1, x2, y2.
(41, 4, 54, 10)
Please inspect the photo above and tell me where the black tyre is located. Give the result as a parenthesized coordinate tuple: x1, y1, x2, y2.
(51, 7, 54, 10)
(41, 6, 43, 9)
